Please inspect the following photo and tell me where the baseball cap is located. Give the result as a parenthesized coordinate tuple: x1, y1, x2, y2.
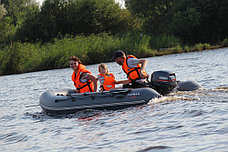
(111, 50, 125, 61)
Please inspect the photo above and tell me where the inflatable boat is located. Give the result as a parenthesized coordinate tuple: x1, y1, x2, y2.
(40, 88, 160, 115)
(39, 71, 201, 115)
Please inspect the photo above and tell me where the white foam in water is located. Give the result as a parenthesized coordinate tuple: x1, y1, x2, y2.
(148, 93, 201, 105)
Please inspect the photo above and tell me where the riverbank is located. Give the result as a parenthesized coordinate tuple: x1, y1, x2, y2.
(0, 33, 227, 76)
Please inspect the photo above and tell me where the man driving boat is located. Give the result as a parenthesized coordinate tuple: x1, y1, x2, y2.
(112, 50, 148, 88)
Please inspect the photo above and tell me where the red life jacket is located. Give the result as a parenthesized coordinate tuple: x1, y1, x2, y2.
(99, 73, 115, 91)
(71, 64, 94, 93)
(122, 55, 147, 82)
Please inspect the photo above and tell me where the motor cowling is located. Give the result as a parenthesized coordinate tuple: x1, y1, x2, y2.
(150, 71, 177, 95)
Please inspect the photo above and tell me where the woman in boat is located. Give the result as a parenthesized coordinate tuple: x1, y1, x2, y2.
(98, 63, 128, 91)
(69, 56, 98, 93)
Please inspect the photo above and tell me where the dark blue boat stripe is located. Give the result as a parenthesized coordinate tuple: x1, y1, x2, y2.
(41, 100, 146, 111)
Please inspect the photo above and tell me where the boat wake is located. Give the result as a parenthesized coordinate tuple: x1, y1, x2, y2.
(148, 87, 228, 105)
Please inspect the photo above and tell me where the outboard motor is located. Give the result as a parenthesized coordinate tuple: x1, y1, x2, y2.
(150, 71, 177, 95)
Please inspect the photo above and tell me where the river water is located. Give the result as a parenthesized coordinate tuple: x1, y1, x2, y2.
(1, 48, 228, 152)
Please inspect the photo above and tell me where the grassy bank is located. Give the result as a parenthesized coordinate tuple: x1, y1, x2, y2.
(0, 33, 227, 76)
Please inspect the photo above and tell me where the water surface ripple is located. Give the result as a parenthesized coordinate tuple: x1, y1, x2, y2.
(0, 48, 228, 151)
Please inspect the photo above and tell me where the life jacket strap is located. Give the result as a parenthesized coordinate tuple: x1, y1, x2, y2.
(100, 85, 105, 91)
(126, 67, 141, 81)
(77, 81, 92, 92)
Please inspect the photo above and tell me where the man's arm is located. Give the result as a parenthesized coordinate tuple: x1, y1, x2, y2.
(115, 79, 129, 84)
(138, 59, 148, 78)
(128, 58, 148, 79)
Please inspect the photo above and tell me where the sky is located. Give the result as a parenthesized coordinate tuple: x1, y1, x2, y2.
(36, 0, 44, 5)
(35, 0, 125, 8)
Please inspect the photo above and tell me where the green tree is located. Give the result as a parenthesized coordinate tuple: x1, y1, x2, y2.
(126, 0, 173, 34)
(0, 0, 39, 46)
(171, 0, 228, 44)
(126, 0, 228, 44)
(0, 3, 7, 20)
(17, 0, 132, 42)
(171, 0, 201, 44)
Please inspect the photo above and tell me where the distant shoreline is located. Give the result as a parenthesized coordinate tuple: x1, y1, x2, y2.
(0, 36, 226, 76)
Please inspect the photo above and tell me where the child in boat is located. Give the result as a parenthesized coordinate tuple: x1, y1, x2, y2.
(98, 63, 115, 91)
(98, 63, 127, 91)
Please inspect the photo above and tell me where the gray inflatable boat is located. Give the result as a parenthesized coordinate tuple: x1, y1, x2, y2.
(39, 71, 201, 115)
(40, 88, 161, 115)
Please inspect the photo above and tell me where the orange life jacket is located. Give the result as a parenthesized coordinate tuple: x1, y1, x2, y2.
(99, 73, 115, 91)
(122, 55, 147, 82)
(71, 64, 94, 93)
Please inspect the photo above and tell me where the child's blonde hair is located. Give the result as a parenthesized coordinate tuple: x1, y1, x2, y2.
(98, 63, 110, 75)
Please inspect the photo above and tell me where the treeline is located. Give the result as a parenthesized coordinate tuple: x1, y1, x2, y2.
(0, 0, 228, 75)
(126, 0, 228, 44)
(1, 0, 133, 45)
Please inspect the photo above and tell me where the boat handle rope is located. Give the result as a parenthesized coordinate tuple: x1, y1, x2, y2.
(54, 90, 130, 102)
